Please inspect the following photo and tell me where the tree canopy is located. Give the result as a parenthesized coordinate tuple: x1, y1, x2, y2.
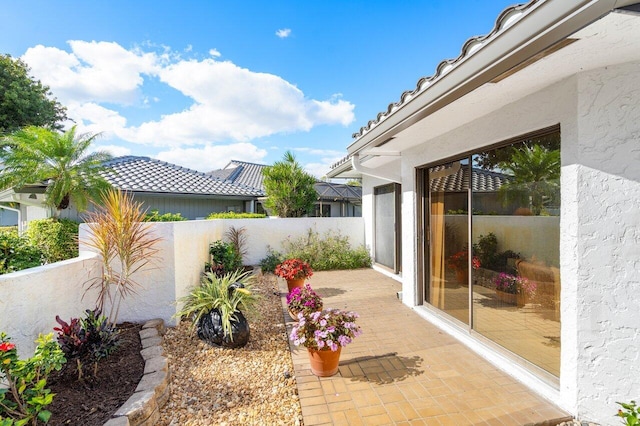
(263, 151, 317, 217)
(0, 54, 67, 134)
(0, 126, 113, 211)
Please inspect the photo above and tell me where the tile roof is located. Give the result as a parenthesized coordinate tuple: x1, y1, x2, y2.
(101, 156, 262, 197)
(429, 166, 510, 192)
(352, 1, 537, 140)
(208, 160, 362, 201)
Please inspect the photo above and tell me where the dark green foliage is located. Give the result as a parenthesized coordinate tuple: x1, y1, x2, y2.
(473, 233, 520, 273)
(262, 151, 317, 217)
(207, 240, 243, 277)
(0, 229, 43, 274)
(281, 229, 372, 271)
(26, 218, 79, 263)
(53, 309, 119, 379)
(206, 212, 266, 219)
(144, 209, 188, 221)
(259, 248, 284, 273)
(0, 54, 67, 134)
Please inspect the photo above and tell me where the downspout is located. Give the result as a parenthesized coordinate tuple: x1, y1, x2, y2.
(351, 153, 402, 183)
(0, 205, 22, 234)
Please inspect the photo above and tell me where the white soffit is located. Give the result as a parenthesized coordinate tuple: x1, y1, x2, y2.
(364, 11, 640, 156)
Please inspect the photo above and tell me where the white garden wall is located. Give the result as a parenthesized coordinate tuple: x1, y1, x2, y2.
(0, 217, 364, 359)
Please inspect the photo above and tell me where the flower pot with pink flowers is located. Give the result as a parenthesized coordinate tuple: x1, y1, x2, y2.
(286, 284, 323, 320)
(289, 309, 362, 377)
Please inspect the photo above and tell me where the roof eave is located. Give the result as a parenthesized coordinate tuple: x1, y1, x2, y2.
(346, 0, 635, 156)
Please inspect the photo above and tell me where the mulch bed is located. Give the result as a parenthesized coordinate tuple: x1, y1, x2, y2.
(47, 322, 144, 426)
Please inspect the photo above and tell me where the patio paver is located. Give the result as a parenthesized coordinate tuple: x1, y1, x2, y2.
(280, 269, 571, 426)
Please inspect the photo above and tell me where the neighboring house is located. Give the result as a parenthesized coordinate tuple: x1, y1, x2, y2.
(327, 1, 640, 424)
(0, 156, 264, 224)
(208, 160, 362, 217)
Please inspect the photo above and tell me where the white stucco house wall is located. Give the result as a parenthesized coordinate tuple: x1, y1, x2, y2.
(327, 1, 640, 424)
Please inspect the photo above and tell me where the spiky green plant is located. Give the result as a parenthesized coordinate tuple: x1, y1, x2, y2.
(82, 188, 162, 326)
(176, 270, 259, 340)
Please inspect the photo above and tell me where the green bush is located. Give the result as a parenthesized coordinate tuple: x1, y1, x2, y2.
(144, 209, 188, 222)
(280, 229, 371, 271)
(259, 248, 284, 273)
(207, 240, 243, 276)
(0, 229, 43, 274)
(206, 212, 266, 219)
(26, 218, 79, 263)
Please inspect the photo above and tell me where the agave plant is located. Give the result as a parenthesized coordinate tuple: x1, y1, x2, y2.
(176, 270, 260, 348)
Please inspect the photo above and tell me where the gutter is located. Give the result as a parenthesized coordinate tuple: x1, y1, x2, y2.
(346, 0, 638, 156)
(351, 154, 401, 183)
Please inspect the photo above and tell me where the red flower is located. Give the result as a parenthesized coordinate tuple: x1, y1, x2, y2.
(0, 342, 16, 352)
(275, 258, 313, 281)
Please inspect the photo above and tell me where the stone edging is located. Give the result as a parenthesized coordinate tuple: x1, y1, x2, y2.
(104, 319, 171, 426)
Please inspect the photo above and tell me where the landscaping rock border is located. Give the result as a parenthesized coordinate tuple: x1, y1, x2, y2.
(104, 319, 171, 426)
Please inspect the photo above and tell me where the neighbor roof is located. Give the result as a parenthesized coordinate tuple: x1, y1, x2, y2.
(207, 160, 266, 194)
(101, 156, 262, 197)
(429, 165, 510, 193)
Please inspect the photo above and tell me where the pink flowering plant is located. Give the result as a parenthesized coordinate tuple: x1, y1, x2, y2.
(286, 284, 323, 316)
(447, 250, 480, 271)
(274, 258, 313, 281)
(494, 273, 536, 295)
(290, 309, 362, 351)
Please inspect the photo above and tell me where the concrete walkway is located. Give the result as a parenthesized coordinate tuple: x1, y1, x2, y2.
(280, 269, 571, 426)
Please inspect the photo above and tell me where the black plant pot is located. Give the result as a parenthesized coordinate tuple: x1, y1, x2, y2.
(196, 309, 250, 349)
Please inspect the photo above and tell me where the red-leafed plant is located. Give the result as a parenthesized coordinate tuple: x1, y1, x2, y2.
(274, 258, 313, 281)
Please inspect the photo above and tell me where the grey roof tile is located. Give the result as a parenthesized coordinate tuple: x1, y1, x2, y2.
(101, 156, 262, 197)
(429, 166, 510, 192)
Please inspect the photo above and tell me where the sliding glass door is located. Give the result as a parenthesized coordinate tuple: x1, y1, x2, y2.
(421, 127, 561, 377)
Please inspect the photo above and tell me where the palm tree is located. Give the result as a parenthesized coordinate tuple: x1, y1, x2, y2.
(0, 126, 112, 211)
(498, 144, 560, 215)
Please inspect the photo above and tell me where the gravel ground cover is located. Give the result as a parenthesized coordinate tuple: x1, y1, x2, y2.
(158, 272, 303, 426)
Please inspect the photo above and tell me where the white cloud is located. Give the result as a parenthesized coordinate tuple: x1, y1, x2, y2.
(155, 143, 268, 172)
(22, 41, 158, 105)
(209, 48, 221, 57)
(276, 28, 291, 38)
(94, 144, 132, 157)
(21, 41, 355, 149)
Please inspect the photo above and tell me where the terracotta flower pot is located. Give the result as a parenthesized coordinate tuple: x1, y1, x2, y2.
(495, 289, 517, 305)
(307, 347, 342, 377)
(286, 278, 305, 292)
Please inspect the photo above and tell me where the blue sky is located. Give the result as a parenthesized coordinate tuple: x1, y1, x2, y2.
(1, 1, 517, 177)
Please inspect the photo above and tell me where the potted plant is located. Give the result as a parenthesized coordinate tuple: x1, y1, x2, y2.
(494, 273, 536, 307)
(289, 309, 362, 376)
(446, 250, 480, 284)
(176, 270, 259, 349)
(274, 258, 313, 292)
(286, 284, 323, 320)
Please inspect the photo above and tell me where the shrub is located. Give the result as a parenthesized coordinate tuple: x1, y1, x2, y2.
(0, 229, 43, 274)
(207, 240, 242, 277)
(617, 400, 639, 426)
(206, 212, 266, 219)
(143, 209, 188, 222)
(54, 309, 119, 379)
(26, 218, 79, 263)
(281, 229, 372, 271)
(259, 248, 283, 273)
(0, 333, 66, 425)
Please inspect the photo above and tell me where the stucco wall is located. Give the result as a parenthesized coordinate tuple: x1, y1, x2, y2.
(361, 60, 639, 424)
(1, 217, 364, 359)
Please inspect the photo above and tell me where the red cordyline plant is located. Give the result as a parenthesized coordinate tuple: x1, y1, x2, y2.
(287, 284, 323, 316)
(83, 188, 162, 327)
(274, 258, 313, 281)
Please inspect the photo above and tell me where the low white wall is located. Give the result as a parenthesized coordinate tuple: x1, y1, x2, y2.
(0, 252, 102, 358)
(1, 217, 364, 359)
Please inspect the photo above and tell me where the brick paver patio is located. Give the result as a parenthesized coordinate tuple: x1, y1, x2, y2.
(280, 269, 571, 426)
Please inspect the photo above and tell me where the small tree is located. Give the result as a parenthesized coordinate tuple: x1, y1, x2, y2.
(0, 54, 67, 134)
(83, 189, 161, 326)
(0, 126, 112, 211)
(263, 151, 317, 217)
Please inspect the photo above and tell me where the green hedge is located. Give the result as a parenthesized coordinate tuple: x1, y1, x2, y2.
(144, 210, 188, 222)
(26, 218, 79, 263)
(206, 212, 266, 219)
(0, 229, 43, 274)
